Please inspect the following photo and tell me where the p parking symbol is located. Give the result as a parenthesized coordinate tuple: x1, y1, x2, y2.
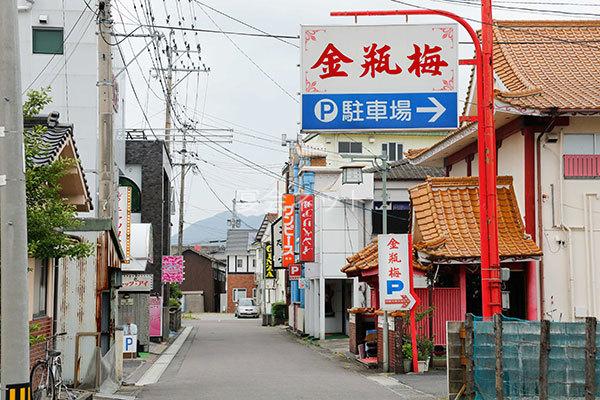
(314, 99, 338, 123)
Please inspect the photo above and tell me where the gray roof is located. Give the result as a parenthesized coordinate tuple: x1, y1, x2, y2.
(225, 229, 257, 254)
(24, 117, 92, 206)
(365, 159, 444, 181)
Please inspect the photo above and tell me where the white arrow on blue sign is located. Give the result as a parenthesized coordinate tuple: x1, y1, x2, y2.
(302, 92, 457, 131)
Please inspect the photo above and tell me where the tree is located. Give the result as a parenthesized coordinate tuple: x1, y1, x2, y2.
(24, 88, 93, 260)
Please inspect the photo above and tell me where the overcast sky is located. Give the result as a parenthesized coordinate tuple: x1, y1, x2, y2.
(115, 0, 599, 230)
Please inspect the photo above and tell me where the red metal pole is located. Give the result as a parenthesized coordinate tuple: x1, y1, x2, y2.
(480, 0, 502, 317)
(408, 234, 419, 373)
(330, 8, 499, 318)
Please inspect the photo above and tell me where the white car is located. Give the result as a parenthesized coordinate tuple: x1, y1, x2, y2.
(235, 298, 259, 318)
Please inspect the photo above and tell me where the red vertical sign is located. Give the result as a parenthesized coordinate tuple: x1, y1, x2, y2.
(299, 194, 315, 262)
(282, 194, 295, 268)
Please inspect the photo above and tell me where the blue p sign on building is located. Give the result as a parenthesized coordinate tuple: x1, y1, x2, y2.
(123, 334, 137, 354)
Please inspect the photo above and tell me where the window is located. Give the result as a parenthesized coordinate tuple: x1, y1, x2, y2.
(33, 260, 48, 318)
(239, 298, 255, 306)
(252, 288, 257, 298)
(236, 259, 243, 270)
(563, 134, 600, 179)
(233, 288, 247, 302)
(338, 141, 362, 154)
(32, 27, 64, 55)
(119, 177, 142, 213)
(372, 201, 410, 234)
(382, 143, 404, 162)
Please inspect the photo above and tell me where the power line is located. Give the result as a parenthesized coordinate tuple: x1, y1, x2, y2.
(192, 0, 300, 48)
(118, 23, 300, 39)
(388, 0, 600, 50)
(196, 2, 299, 103)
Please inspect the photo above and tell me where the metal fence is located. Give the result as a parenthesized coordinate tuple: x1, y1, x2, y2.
(447, 315, 598, 399)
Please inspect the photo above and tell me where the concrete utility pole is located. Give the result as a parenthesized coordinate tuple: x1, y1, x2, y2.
(164, 30, 174, 151)
(0, 0, 32, 397)
(177, 131, 188, 255)
(98, 0, 115, 220)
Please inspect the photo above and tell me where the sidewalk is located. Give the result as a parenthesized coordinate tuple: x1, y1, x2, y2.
(294, 329, 447, 399)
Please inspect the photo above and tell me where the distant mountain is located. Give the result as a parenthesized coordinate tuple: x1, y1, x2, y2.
(171, 212, 264, 245)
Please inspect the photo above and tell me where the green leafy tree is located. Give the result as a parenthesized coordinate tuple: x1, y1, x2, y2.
(24, 88, 93, 260)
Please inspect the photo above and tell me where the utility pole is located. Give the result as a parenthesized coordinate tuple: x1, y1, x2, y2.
(380, 154, 390, 373)
(177, 131, 188, 255)
(164, 30, 174, 151)
(0, 0, 32, 396)
(98, 0, 115, 220)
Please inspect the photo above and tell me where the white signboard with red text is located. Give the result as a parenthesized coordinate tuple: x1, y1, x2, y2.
(378, 234, 416, 311)
(121, 274, 153, 292)
(301, 24, 458, 131)
(299, 194, 315, 262)
(117, 186, 132, 263)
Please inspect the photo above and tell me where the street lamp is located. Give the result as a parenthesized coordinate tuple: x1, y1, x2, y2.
(340, 152, 391, 372)
(341, 165, 364, 185)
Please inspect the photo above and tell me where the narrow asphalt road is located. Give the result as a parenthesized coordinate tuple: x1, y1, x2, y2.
(137, 315, 433, 400)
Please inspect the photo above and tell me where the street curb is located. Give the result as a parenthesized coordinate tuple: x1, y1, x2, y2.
(134, 326, 193, 386)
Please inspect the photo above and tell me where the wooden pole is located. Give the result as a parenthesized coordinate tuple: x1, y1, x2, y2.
(494, 314, 504, 399)
(585, 317, 597, 400)
(396, 316, 405, 374)
(465, 314, 475, 399)
(539, 320, 550, 400)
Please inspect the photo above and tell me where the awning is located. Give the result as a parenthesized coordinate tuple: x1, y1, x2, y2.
(409, 176, 542, 264)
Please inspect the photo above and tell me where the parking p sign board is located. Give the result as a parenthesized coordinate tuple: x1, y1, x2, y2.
(378, 234, 415, 311)
(301, 24, 458, 132)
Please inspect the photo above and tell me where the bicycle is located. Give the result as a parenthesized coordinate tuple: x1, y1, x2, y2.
(30, 332, 76, 400)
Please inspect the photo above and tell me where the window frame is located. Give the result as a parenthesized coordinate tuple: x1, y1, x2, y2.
(33, 259, 48, 319)
(32, 26, 64, 55)
(338, 141, 362, 154)
(233, 288, 247, 302)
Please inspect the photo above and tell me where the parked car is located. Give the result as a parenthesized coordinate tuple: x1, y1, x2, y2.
(235, 298, 259, 318)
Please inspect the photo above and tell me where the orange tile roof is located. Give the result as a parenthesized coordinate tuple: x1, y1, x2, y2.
(341, 237, 430, 275)
(410, 176, 541, 262)
(493, 20, 600, 111)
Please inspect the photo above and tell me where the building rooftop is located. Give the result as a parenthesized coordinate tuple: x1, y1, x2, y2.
(365, 159, 444, 181)
(492, 20, 600, 112)
(225, 229, 257, 254)
(409, 176, 541, 263)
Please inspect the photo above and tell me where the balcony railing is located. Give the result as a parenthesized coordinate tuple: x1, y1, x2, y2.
(564, 154, 600, 178)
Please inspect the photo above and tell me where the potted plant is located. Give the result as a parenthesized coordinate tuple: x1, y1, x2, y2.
(401, 336, 434, 373)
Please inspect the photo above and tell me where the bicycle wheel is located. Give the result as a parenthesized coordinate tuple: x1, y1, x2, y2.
(30, 361, 54, 400)
(52, 361, 62, 400)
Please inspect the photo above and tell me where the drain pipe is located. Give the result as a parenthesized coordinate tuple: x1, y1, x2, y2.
(584, 192, 599, 316)
(536, 131, 547, 318)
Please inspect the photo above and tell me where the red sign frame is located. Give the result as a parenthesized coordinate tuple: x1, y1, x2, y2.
(282, 194, 295, 267)
(299, 194, 315, 262)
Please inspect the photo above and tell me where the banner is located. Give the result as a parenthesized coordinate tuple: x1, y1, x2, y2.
(299, 194, 315, 262)
(121, 274, 153, 292)
(264, 242, 275, 279)
(117, 186, 132, 262)
(282, 194, 295, 267)
(149, 296, 162, 337)
(162, 255, 185, 283)
(378, 234, 416, 311)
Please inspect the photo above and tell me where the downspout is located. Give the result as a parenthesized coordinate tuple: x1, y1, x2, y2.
(536, 132, 546, 318)
(584, 192, 599, 316)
